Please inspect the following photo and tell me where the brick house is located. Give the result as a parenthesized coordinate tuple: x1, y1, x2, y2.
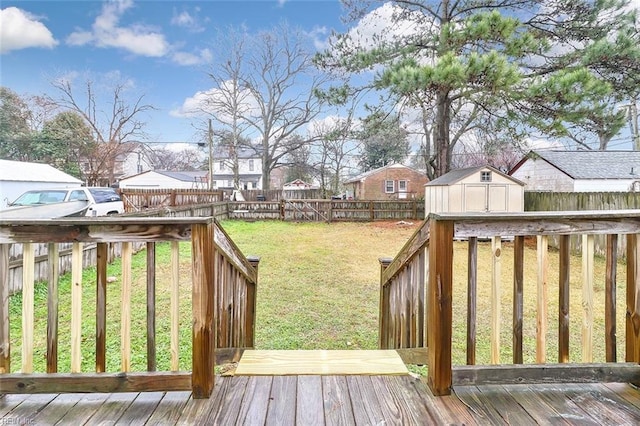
(343, 164, 428, 200)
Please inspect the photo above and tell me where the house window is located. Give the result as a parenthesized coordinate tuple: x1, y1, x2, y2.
(481, 171, 492, 182)
(398, 180, 407, 192)
(249, 159, 254, 171)
(385, 180, 395, 193)
(219, 161, 225, 171)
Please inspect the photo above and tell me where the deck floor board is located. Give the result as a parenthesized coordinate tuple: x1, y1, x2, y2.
(2, 376, 640, 425)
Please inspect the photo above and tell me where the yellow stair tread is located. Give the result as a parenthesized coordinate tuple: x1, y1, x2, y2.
(234, 349, 408, 376)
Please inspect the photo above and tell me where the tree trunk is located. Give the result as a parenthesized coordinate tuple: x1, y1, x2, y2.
(434, 90, 452, 177)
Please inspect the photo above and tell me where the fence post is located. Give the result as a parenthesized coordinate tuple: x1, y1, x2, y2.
(378, 258, 393, 349)
(247, 256, 261, 348)
(280, 199, 286, 220)
(427, 218, 453, 396)
(192, 221, 216, 398)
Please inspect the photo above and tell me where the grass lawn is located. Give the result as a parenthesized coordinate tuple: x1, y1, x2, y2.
(8, 220, 628, 373)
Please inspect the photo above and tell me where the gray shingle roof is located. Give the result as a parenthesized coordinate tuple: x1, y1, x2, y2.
(426, 166, 486, 186)
(533, 150, 640, 179)
(156, 170, 208, 182)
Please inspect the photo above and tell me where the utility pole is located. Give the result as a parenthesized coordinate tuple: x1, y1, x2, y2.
(631, 98, 640, 151)
(208, 119, 214, 190)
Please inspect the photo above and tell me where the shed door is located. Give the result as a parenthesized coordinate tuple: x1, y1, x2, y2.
(464, 185, 487, 212)
(488, 185, 508, 212)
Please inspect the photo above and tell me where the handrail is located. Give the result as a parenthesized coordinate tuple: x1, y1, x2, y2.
(0, 216, 258, 399)
(380, 209, 640, 396)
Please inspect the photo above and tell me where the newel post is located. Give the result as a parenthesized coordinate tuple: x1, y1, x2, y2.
(192, 221, 216, 398)
(247, 256, 261, 348)
(626, 234, 640, 365)
(378, 257, 393, 349)
(427, 218, 454, 396)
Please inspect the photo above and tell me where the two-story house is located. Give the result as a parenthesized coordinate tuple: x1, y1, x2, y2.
(212, 146, 263, 190)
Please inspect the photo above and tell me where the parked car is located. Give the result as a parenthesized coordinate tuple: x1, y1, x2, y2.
(8, 187, 125, 216)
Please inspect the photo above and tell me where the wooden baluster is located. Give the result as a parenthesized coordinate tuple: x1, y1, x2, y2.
(96, 242, 108, 373)
(147, 242, 156, 372)
(558, 235, 570, 363)
(71, 242, 83, 373)
(491, 236, 501, 364)
(513, 236, 524, 364)
(0, 244, 9, 373)
(46, 243, 59, 373)
(170, 241, 180, 372)
(418, 247, 426, 348)
(467, 237, 477, 365)
(628, 234, 640, 364)
(192, 222, 215, 398)
(582, 235, 594, 363)
(121, 242, 132, 372)
(21, 243, 35, 373)
(427, 218, 453, 396)
(536, 235, 548, 363)
(605, 234, 618, 362)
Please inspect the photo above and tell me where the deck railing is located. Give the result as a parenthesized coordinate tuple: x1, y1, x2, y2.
(380, 210, 640, 395)
(0, 217, 258, 398)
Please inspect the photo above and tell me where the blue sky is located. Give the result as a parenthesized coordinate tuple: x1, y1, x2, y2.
(1, 0, 349, 144)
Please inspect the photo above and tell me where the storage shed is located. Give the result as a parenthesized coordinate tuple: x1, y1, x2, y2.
(0, 159, 82, 209)
(425, 165, 524, 214)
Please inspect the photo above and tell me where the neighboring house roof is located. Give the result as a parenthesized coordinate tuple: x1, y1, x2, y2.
(283, 179, 318, 189)
(344, 163, 425, 184)
(155, 170, 208, 182)
(214, 146, 262, 160)
(0, 159, 82, 184)
(510, 150, 640, 180)
(427, 165, 523, 186)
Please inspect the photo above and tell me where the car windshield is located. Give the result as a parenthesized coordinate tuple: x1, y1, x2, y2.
(11, 190, 68, 205)
(88, 188, 122, 203)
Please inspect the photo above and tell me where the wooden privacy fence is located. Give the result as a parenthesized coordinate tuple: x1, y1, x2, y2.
(379, 210, 640, 396)
(229, 199, 424, 221)
(119, 188, 224, 212)
(0, 217, 258, 399)
(525, 191, 640, 257)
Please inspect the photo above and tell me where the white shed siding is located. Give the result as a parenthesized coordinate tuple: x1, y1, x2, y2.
(510, 159, 574, 191)
(118, 172, 196, 189)
(425, 166, 524, 215)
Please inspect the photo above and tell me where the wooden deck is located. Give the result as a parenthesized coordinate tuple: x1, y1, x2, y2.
(2, 376, 640, 425)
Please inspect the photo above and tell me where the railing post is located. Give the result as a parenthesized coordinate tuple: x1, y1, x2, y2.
(247, 256, 261, 348)
(626, 234, 640, 364)
(0, 244, 9, 374)
(192, 221, 216, 398)
(378, 258, 393, 349)
(427, 218, 453, 396)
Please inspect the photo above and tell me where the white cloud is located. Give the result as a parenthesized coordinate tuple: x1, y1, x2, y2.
(171, 48, 212, 66)
(0, 7, 58, 54)
(171, 8, 206, 33)
(171, 81, 258, 120)
(305, 26, 330, 51)
(66, 0, 169, 57)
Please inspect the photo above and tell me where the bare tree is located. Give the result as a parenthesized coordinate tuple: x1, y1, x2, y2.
(203, 28, 254, 189)
(49, 75, 155, 185)
(240, 23, 327, 190)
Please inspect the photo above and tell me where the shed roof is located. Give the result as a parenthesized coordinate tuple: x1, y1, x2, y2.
(0, 159, 82, 184)
(511, 150, 640, 179)
(426, 165, 522, 186)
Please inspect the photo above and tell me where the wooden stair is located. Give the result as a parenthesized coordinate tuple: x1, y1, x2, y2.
(234, 350, 409, 376)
